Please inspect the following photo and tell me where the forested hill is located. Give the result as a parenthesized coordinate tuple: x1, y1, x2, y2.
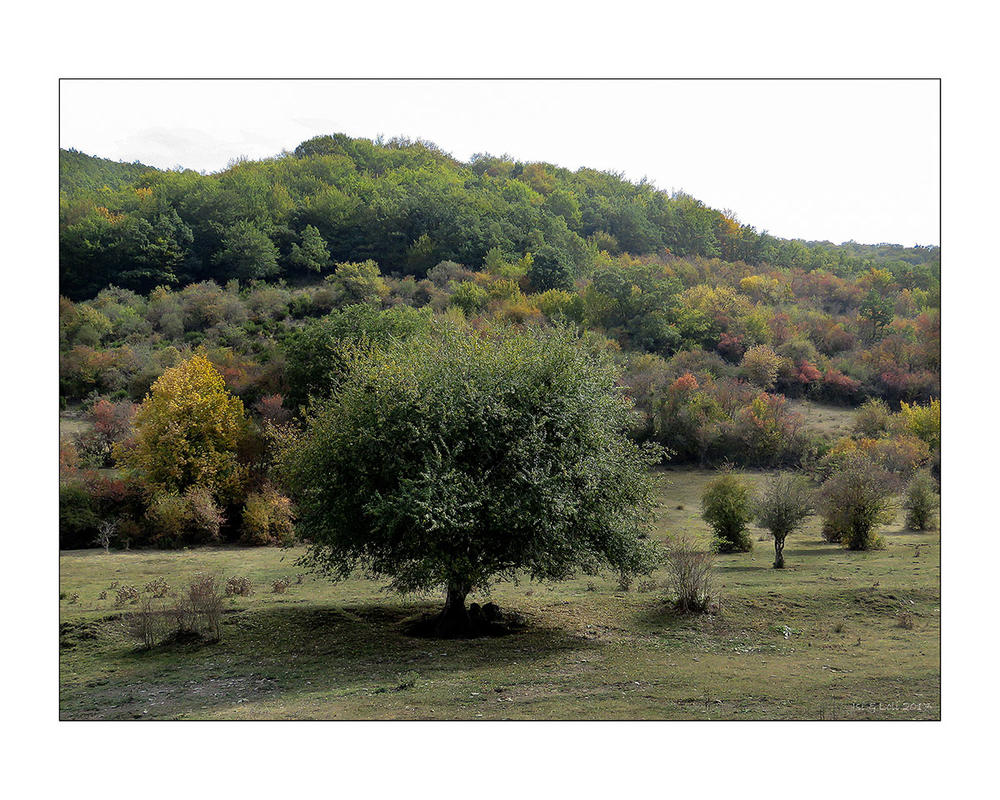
(59, 135, 939, 299)
(59, 148, 158, 196)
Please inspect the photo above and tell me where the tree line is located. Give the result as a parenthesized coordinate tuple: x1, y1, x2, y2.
(60, 135, 939, 299)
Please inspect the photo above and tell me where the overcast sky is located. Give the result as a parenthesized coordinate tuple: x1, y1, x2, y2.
(60, 79, 939, 246)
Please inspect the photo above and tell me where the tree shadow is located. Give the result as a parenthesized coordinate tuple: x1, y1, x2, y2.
(631, 599, 725, 634)
(254, 602, 593, 672)
(714, 564, 769, 574)
(64, 601, 602, 719)
(786, 547, 846, 557)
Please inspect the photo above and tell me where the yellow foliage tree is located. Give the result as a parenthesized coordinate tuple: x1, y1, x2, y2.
(897, 399, 941, 453)
(115, 354, 247, 500)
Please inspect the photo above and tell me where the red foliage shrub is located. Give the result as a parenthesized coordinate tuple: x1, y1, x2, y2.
(60, 439, 80, 476)
(797, 361, 822, 384)
(670, 373, 699, 395)
(91, 398, 136, 440)
(877, 369, 940, 405)
(815, 368, 862, 404)
(254, 393, 292, 425)
(768, 313, 795, 346)
(716, 332, 745, 362)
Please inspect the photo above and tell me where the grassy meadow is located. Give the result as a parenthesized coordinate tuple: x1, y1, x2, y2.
(59, 467, 940, 720)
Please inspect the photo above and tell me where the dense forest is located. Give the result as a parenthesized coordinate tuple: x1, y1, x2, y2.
(59, 134, 940, 550)
(60, 135, 939, 299)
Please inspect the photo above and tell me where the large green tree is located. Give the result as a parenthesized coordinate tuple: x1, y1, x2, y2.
(282, 304, 433, 409)
(277, 322, 660, 636)
(288, 224, 331, 273)
(213, 220, 280, 280)
(527, 244, 574, 291)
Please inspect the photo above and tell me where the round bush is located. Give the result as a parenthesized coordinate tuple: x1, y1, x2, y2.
(701, 470, 755, 553)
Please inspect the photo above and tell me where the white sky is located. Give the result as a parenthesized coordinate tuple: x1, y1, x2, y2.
(60, 79, 939, 246)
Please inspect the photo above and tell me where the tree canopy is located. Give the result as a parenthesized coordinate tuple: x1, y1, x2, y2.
(116, 353, 247, 501)
(59, 137, 940, 300)
(277, 322, 661, 635)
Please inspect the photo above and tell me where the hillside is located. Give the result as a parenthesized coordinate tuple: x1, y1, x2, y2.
(59, 136, 939, 299)
(59, 148, 158, 196)
(59, 134, 941, 495)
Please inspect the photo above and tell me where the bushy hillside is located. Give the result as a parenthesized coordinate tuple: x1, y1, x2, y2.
(59, 135, 940, 550)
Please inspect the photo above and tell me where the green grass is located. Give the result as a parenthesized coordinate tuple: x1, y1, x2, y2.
(787, 398, 858, 439)
(59, 467, 939, 720)
(60, 410, 92, 439)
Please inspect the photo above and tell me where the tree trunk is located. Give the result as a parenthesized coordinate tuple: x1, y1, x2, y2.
(773, 536, 785, 569)
(434, 582, 472, 637)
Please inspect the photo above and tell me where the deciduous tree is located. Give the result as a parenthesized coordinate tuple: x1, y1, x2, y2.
(754, 473, 814, 568)
(277, 323, 660, 636)
(116, 353, 247, 501)
(818, 454, 896, 550)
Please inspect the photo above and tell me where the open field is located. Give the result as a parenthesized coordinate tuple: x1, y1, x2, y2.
(59, 468, 940, 720)
(787, 399, 859, 439)
(59, 409, 92, 438)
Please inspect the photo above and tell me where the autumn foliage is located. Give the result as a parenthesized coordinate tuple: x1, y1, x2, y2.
(115, 353, 248, 501)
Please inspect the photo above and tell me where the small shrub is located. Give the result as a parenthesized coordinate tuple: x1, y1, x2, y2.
(853, 398, 891, 438)
(897, 611, 915, 630)
(98, 590, 107, 600)
(145, 488, 225, 548)
(123, 596, 168, 650)
(254, 394, 292, 425)
(701, 469, 755, 553)
(821, 516, 846, 543)
(897, 399, 941, 453)
(664, 534, 716, 612)
(114, 584, 140, 606)
(730, 393, 805, 467)
(225, 576, 254, 597)
(903, 471, 939, 531)
(173, 574, 223, 640)
(868, 435, 930, 478)
(143, 493, 186, 549)
(740, 345, 782, 389)
(818, 454, 896, 551)
(271, 578, 290, 594)
(182, 486, 226, 544)
(241, 487, 296, 546)
(122, 576, 224, 648)
(448, 281, 489, 315)
(143, 577, 171, 597)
